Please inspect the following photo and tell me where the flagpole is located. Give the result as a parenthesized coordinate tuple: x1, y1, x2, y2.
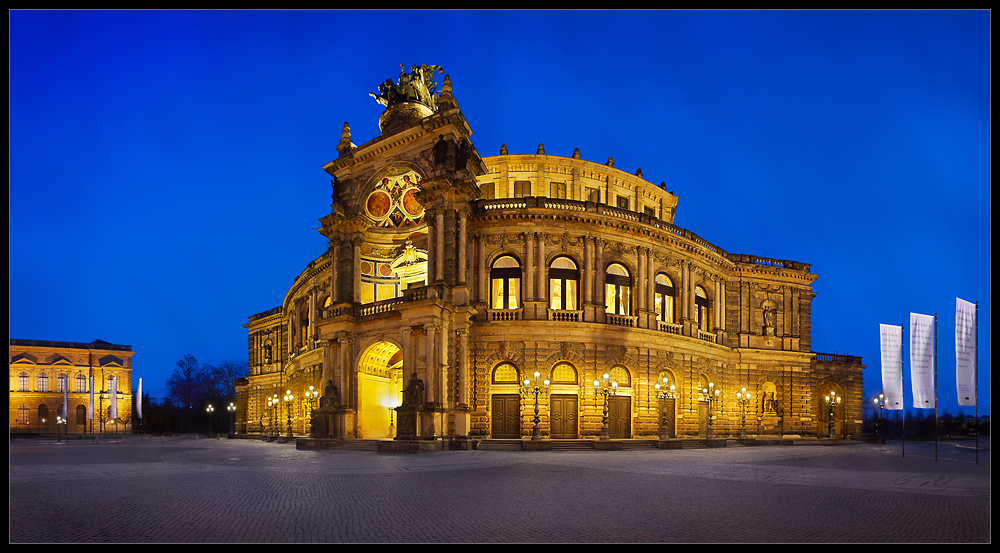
(934, 312, 938, 462)
(901, 320, 905, 459)
(975, 301, 979, 465)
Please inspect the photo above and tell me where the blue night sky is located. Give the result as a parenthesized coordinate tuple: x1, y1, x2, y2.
(10, 11, 990, 417)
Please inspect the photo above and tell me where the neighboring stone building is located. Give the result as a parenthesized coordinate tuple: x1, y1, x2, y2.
(236, 65, 864, 446)
(9, 339, 134, 435)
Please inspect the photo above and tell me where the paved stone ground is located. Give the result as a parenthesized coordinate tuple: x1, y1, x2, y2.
(9, 437, 990, 543)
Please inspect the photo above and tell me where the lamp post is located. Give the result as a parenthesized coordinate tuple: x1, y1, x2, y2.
(825, 391, 842, 439)
(227, 402, 236, 435)
(654, 376, 676, 440)
(206, 404, 215, 437)
(267, 394, 279, 439)
(872, 392, 886, 441)
(735, 387, 753, 439)
(283, 390, 294, 438)
(594, 373, 618, 441)
(522, 371, 550, 441)
(303, 385, 319, 435)
(56, 416, 66, 442)
(702, 382, 720, 439)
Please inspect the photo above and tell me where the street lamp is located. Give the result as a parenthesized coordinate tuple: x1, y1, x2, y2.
(654, 376, 676, 440)
(283, 390, 294, 438)
(702, 382, 720, 439)
(267, 394, 279, 439)
(522, 371, 550, 441)
(56, 416, 66, 442)
(594, 373, 618, 441)
(872, 392, 886, 440)
(825, 391, 842, 439)
(206, 404, 215, 436)
(227, 402, 236, 435)
(735, 387, 753, 439)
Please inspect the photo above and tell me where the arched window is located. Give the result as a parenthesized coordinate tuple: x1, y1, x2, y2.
(18, 373, 29, 392)
(549, 256, 579, 311)
(609, 365, 631, 388)
(18, 404, 29, 425)
(76, 374, 88, 393)
(551, 362, 578, 385)
(605, 263, 632, 316)
(76, 404, 87, 425)
(491, 362, 520, 384)
(695, 285, 710, 331)
(654, 274, 675, 323)
(57, 374, 67, 393)
(490, 255, 521, 310)
(38, 373, 49, 392)
(38, 404, 49, 425)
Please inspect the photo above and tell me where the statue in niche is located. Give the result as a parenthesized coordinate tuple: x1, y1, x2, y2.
(319, 379, 340, 410)
(761, 299, 777, 337)
(401, 372, 425, 408)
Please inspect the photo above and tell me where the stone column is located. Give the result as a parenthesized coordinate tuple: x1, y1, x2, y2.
(476, 233, 487, 304)
(427, 213, 435, 284)
(536, 233, 546, 301)
(525, 232, 534, 302)
(637, 246, 646, 313)
(458, 210, 468, 285)
(330, 238, 340, 305)
(352, 237, 362, 304)
(436, 210, 445, 282)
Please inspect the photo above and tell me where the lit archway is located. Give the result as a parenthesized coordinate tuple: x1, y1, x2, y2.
(357, 341, 404, 438)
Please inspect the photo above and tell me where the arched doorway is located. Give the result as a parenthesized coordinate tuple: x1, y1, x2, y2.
(490, 362, 521, 439)
(818, 382, 845, 438)
(357, 341, 403, 439)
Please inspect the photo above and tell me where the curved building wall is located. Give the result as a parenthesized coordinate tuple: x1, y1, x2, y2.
(237, 73, 864, 443)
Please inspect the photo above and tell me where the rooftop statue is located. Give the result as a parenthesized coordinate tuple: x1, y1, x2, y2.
(370, 63, 444, 111)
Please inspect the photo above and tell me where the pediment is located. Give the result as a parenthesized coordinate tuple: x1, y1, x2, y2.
(11, 353, 37, 364)
(98, 355, 123, 368)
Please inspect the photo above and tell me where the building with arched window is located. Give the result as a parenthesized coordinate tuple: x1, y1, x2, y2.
(237, 66, 864, 447)
(9, 339, 134, 436)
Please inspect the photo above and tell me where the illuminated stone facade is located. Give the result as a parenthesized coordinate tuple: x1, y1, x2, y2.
(237, 67, 864, 446)
(9, 339, 134, 436)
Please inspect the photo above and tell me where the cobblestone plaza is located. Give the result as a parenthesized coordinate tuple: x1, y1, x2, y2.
(9, 438, 989, 543)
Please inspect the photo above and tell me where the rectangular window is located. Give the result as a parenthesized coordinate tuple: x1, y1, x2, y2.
(617, 195, 630, 210)
(481, 182, 495, 200)
(587, 188, 600, 203)
(514, 181, 531, 198)
(550, 182, 566, 199)
(644, 206, 656, 217)
(57, 375, 67, 392)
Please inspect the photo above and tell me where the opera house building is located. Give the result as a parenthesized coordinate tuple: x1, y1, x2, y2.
(236, 66, 864, 450)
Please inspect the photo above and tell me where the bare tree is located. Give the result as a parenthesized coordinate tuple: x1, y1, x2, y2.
(166, 354, 202, 409)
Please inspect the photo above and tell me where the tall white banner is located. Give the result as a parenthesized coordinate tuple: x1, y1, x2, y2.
(88, 376, 94, 420)
(909, 312, 936, 409)
(879, 324, 904, 409)
(956, 298, 977, 406)
(110, 376, 118, 419)
(138, 377, 143, 419)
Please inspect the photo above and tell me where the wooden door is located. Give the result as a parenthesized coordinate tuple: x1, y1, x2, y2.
(608, 396, 631, 439)
(550, 394, 579, 439)
(491, 394, 520, 439)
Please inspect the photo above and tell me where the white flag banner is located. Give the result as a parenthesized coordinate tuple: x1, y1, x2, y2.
(879, 324, 904, 410)
(88, 377, 94, 420)
(138, 377, 143, 419)
(63, 388, 69, 420)
(110, 376, 118, 419)
(909, 312, 936, 409)
(956, 298, 977, 406)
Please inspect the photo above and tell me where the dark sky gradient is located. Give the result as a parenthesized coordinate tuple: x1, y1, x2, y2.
(11, 11, 989, 417)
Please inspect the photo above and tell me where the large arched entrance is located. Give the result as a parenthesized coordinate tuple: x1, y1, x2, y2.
(357, 341, 403, 439)
(818, 382, 845, 438)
